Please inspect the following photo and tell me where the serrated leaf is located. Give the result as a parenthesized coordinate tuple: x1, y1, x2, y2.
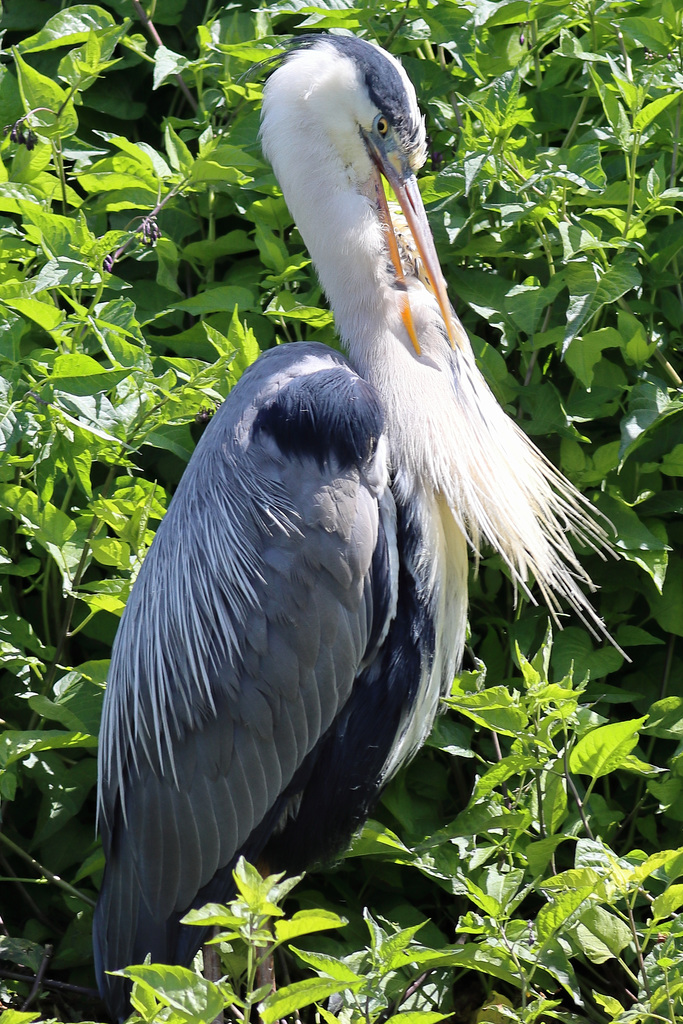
(562, 259, 641, 352)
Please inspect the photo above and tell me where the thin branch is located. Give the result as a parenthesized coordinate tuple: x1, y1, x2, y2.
(0, 853, 53, 928)
(0, 832, 96, 908)
(20, 944, 52, 1011)
(36, 464, 117, 707)
(563, 742, 594, 840)
(0, 968, 99, 999)
(669, 95, 681, 190)
(654, 348, 682, 387)
(384, 0, 411, 51)
(561, 95, 589, 150)
(616, 29, 632, 81)
(626, 899, 650, 999)
(131, 0, 198, 113)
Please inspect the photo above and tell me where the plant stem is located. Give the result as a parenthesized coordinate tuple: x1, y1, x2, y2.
(20, 943, 52, 1011)
(131, 0, 198, 113)
(38, 466, 117, 704)
(531, 20, 541, 89)
(563, 740, 594, 840)
(626, 898, 650, 998)
(0, 832, 95, 908)
(384, 0, 411, 51)
(51, 140, 68, 214)
(561, 94, 589, 150)
(623, 133, 640, 239)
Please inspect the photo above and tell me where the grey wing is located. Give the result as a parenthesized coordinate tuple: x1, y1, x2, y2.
(94, 344, 396, 1009)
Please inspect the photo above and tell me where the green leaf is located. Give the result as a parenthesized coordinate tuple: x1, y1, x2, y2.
(118, 964, 225, 1022)
(153, 45, 190, 90)
(0, 937, 46, 973)
(592, 991, 625, 1018)
(661, 444, 683, 477)
(16, 5, 118, 53)
(435, 942, 521, 987)
(648, 556, 683, 637)
(0, 485, 77, 574)
(652, 884, 683, 923)
(569, 718, 648, 778)
(385, 1015, 448, 1023)
(593, 493, 669, 590)
(274, 909, 346, 942)
(564, 327, 622, 387)
(3, 296, 64, 331)
(551, 628, 624, 683)
(90, 536, 131, 567)
(0, 731, 97, 768)
(291, 948, 363, 984)
(0, 1012, 41, 1024)
(536, 888, 593, 942)
(589, 66, 632, 149)
(50, 353, 131, 395)
(645, 698, 683, 739)
(634, 93, 682, 132)
(562, 258, 641, 352)
(165, 124, 194, 175)
(445, 687, 527, 737)
(52, 660, 107, 736)
(618, 378, 678, 463)
(170, 286, 254, 315)
(264, 293, 334, 328)
(12, 49, 78, 141)
(572, 904, 633, 963)
(259, 976, 362, 1024)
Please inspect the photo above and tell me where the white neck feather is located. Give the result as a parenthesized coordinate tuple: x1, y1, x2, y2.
(261, 45, 615, 641)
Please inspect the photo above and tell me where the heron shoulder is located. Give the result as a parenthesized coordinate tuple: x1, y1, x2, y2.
(251, 354, 385, 471)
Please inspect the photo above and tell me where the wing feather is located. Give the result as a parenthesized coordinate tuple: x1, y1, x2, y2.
(94, 344, 394, 1013)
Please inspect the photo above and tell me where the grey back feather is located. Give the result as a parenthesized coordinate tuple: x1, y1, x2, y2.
(95, 343, 395, 992)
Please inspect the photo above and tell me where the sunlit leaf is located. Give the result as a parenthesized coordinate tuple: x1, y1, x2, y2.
(569, 718, 648, 779)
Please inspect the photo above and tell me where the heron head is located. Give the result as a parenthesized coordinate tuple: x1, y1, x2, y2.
(260, 35, 458, 353)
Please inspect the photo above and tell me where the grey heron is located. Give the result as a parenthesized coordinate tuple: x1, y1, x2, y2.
(93, 33, 610, 1018)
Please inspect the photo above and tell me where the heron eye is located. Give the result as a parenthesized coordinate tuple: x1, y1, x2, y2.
(376, 116, 389, 136)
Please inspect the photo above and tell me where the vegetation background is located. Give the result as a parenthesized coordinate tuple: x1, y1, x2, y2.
(0, 0, 682, 1021)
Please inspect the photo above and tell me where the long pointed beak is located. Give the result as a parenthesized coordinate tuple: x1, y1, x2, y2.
(367, 140, 459, 353)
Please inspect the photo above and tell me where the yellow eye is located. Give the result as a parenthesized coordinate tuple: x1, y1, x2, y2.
(376, 116, 389, 136)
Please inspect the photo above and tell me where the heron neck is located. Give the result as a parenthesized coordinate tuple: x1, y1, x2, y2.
(292, 175, 458, 488)
(263, 114, 456, 493)
(289, 183, 397, 350)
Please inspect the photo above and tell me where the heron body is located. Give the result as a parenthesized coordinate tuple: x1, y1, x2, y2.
(94, 34, 608, 1019)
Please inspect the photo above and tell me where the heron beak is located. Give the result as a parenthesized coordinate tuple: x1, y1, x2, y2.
(371, 173, 422, 355)
(367, 139, 458, 353)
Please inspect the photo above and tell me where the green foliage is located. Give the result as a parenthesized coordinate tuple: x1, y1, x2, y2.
(0, 0, 681, 1021)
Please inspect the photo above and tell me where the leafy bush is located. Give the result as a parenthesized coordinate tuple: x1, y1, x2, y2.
(0, 0, 681, 1021)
